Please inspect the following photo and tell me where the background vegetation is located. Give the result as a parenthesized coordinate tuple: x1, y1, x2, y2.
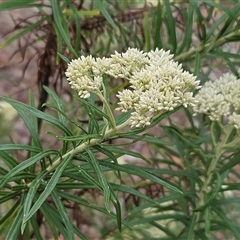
(0, 0, 240, 239)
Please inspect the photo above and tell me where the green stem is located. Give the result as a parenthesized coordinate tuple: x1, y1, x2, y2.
(96, 90, 116, 130)
(27, 119, 131, 187)
(175, 30, 240, 62)
(193, 123, 234, 237)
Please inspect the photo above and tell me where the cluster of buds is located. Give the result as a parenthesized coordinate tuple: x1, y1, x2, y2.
(66, 48, 200, 128)
(193, 73, 240, 129)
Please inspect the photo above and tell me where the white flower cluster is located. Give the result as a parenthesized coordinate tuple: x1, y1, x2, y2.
(65, 56, 111, 98)
(66, 48, 200, 127)
(111, 49, 200, 127)
(193, 73, 240, 129)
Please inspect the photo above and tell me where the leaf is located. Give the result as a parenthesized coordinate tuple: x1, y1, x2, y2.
(0, 198, 21, 226)
(0, 191, 21, 204)
(0, 0, 41, 11)
(57, 53, 70, 63)
(212, 206, 240, 238)
(85, 149, 111, 212)
(101, 145, 150, 163)
(51, 190, 74, 240)
(0, 144, 41, 153)
(129, 192, 185, 215)
(57, 190, 131, 229)
(0, 150, 58, 189)
(186, 214, 197, 240)
(143, 12, 151, 51)
(164, 0, 177, 52)
(65, 0, 81, 54)
(23, 154, 73, 223)
(126, 213, 188, 229)
(21, 170, 48, 233)
(50, 0, 78, 57)
(177, 3, 194, 54)
(47, 132, 103, 142)
(40, 202, 68, 239)
(110, 183, 157, 204)
(72, 225, 88, 240)
(43, 86, 66, 125)
(94, 0, 117, 30)
(100, 161, 182, 194)
(0, 97, 73, 136)
(5, 205, 23, 240)
(0, 151, 20, 169)
(153, 1, 163, 49)
(29, 217, 43, 240)
(0, 17, 48, 49)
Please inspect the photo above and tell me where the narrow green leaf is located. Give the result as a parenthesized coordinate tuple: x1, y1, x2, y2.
(73, 225, 88, 240)
(5, 205, 23, 240)
(0, 144, 41, 153)
(85, 149, 111, 212)
(164, 0, 177, 52)
(23, 154, 72, 223)
(0, 191, 21, 204)
(94, 0, 117, 30)
(127, 213, 188, 229)
(150, 222, 177, 238)
(102, 145, 150, 163)
(57, 53, 70, 63)
(30, 217, 43, 240)
(57, 190, 131, 229)
(154, 1, 162, 49)
(0, 198, 21, 226)
(0, 0, 43, 10)
(50, 0, 77, 57)
(0, 151, 20, 169)
(143, 11, 151, 51)
(52, 190, 74, 240)
(101, 161, 182, 194)
(204, 206, 211, 236)
(186, 214, 197, 240)
(219, 149, 240, 174)
(0, 97, 72, 136)
(191, 1, 206, 42)
(43, 86, 66, 124)
(21, 170, 48, 233)
(0, 17, 48, 49)
(212, 207, 240, 238)
(0, 150, 58, 189)
(49, 133, 103, 142)
(65, 0, 81, 53)
(111, 183, 157, 204)
(194, 52, 201, 77)
(79, 97, 111, 124)
(40, 202, 68, 239)
(129, 192, 184, 215)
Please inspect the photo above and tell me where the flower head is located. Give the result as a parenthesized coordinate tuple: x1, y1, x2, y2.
(65, 48, 200, 128)
(193, 73, 240, 129)
(114, 48, 200, 127)
(66, 56, 110, 98)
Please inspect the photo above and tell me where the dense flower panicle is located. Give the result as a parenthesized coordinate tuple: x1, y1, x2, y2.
(114, 49, 199, 127)
(65, 48, 200, 128)
(193, 73, 240, 129)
